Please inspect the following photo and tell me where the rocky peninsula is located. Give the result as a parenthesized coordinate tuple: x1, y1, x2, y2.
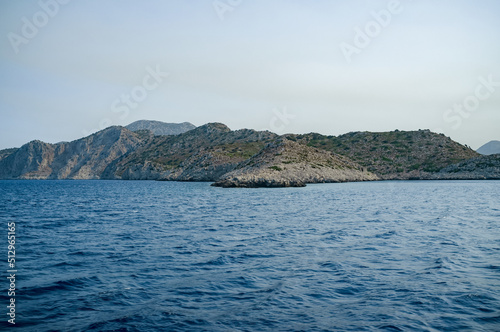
(212, 138, 378, 187)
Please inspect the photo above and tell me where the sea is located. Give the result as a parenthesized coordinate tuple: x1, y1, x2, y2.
(0, 180, 499, 331)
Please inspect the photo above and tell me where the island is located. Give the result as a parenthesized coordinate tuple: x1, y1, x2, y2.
(0, 120, 498, 187)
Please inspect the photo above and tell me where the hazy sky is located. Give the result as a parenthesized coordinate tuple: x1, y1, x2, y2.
(1, 0, 499, 150)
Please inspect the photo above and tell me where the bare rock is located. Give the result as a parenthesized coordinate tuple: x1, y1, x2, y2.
(212, 138, 379, 188)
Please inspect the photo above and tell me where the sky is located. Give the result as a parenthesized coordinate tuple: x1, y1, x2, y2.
(0, 0, 499, 150)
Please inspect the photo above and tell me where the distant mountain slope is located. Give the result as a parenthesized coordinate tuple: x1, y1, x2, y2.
(477, 140, 500, 155)
(286, 129, 479, 179)
(212, 138, 379, 187)
(0, 148, 17, 162)
(125, 120, 196, 136)
(0, 127, 146, 179)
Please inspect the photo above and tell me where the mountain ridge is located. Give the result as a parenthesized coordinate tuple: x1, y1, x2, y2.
(0, 121, 496, 186)
(0, 126, 145, 179)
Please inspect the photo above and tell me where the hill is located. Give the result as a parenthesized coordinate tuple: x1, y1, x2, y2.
(109, 123, 277, 180)
(285, 129, 479, 179)
(477, 140, 500, 155)
(212, 138, 378, 187)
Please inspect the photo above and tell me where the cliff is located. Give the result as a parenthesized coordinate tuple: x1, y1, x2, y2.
(0, 126, 145, 179)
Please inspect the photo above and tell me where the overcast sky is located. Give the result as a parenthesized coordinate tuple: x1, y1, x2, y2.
(1, 0, 499, 150)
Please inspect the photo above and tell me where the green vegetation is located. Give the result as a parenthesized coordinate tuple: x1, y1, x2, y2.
(291, 129, 479, 176)
(216, 141, 265, 159)
(268, 166, 283, 171)
(111, 126, 479, 179)
(114, 125, 278, 174)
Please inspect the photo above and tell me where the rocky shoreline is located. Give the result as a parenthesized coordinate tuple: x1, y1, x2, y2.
(212, 178, 307, 188)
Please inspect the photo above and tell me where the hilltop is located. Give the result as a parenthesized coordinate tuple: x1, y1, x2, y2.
(125, 120, 196, 136)
(477, 140, 500, 155)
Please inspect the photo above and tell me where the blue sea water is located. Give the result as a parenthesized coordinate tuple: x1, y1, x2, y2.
(0, 180, 499, 331)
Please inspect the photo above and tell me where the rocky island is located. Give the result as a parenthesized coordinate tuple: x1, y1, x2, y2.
(0, 120, 497, 187)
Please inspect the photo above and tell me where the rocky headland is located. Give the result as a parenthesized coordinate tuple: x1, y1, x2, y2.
(212, 138, 378, 187)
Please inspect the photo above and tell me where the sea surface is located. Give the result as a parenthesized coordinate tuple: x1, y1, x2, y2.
(0, 180, 499, 331)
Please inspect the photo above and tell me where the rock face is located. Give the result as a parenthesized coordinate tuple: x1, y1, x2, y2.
(212, 138, 379, 188)
(0, 148, 17, 162)
(477, 140, 500, 155)
(125, 120, 196, 136)
(0, 127, 145, 179)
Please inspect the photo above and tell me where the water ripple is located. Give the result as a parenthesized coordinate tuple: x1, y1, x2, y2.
(0, 180, 499, 331)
